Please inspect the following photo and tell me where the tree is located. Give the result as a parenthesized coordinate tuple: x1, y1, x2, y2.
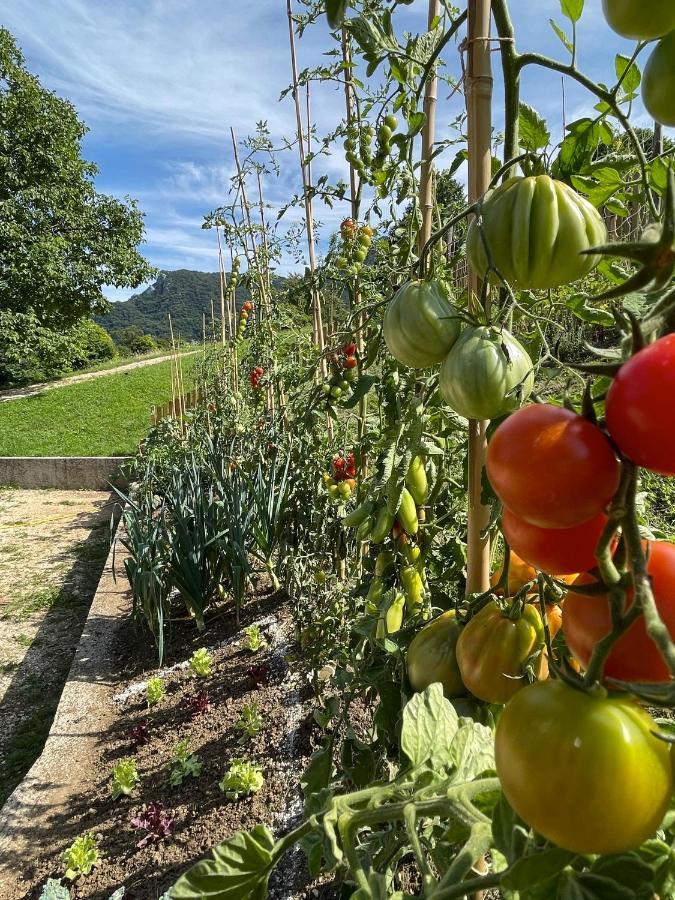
(0, 29, 154, 327)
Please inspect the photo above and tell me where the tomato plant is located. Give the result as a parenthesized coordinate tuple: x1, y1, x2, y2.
(487, 404, 620, 528)
(496, 680, 673, 854)
(456, 600, 547, 704)
(466, 175, 607, 290)
(605, 334, 675, 475)
(563, 541, 675, 682)
(501, 507, 608, 575)
(439, 325, 534, 420)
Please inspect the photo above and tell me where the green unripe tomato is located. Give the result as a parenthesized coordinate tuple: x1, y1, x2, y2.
(405, 456, 428, 506)
(378, 124, 393, 143)
(322, 383, 331, 395)
(383, 279, 461, 368)
(336, 256, 349, 269)
(354, 248, 367, 263)
(327, 484, 340, 500)
(358, 233, 372, 248)
(601, 0, 675, 39)
(330, 386, 342, 399)
(344, 138, 357, 152)
(496, 680, 673, 854)
(343, 367, 357, 382)
(642, 32, 675, 127)
(466, 175, 607, 290)
(314, 570, 327, 585)
(439, 326, 534, 420)
(384, 114, 398, 131)
(407, 610, 465, 698)
(346, 151, 359, 166)
(337, 481, 352, 499)
(339, 380, 350, 391)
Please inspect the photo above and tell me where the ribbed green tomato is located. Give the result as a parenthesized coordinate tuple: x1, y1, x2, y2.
(456, 600, 547, 704)
(407, 610, 466, 698)
(383, 280, 460, 368)
(439, 326, 534, 420)
(602, 0, 675, 39)
(642, 32, 675, 127)
(496, 680, 673, 854)
(466, 176, 607, 290)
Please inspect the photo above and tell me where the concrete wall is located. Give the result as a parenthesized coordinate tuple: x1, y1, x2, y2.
(0, 456, 133, 491)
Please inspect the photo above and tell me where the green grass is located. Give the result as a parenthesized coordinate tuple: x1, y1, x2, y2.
(0, 356, 197, 457)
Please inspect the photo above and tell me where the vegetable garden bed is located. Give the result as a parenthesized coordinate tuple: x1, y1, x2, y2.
(3, 582, 321, 900)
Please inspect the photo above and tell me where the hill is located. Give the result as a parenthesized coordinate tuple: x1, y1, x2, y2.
(97, 270, 252, 342)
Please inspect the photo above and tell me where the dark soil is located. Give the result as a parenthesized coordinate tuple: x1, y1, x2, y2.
(11, 587, 324, 900)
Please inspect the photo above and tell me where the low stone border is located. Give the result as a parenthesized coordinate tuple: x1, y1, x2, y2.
(0, 516, 131, 893)
(0, 456, 132, 490)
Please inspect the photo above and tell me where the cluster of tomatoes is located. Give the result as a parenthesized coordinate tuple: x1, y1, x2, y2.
(237, 300, 253, 340)
(322, 340, 358, 404)
(335, 220, 374, 277)
(248, 365, 264, 390)
(343, 114, 400, 185)
(322, 451, 357, 502)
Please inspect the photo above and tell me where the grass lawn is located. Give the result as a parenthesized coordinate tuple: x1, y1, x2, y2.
(0, 356, 197, 456)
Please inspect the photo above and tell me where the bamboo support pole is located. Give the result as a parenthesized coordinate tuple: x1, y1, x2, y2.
(286, 0, 328, 377)
(216, 226, 231, 346)
(464, 1, 493, 598)
(418, 0, 441, 262)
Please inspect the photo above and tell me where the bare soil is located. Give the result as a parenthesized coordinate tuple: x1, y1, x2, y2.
(7, 588, 327, 900)
(0, 488, 117, 805)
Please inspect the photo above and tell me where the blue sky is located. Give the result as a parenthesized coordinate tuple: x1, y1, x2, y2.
(2, 0, 663, 301)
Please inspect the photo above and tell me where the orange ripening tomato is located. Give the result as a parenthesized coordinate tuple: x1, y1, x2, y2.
(562, 541, 675, 682)
(501, 508, 609, 576)
(487, 404, 620, 529)
(490, 551, 536, 594)
(605, 334, 675, 476)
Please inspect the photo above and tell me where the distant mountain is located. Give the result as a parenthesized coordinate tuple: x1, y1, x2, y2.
(97, 270, 253, 342)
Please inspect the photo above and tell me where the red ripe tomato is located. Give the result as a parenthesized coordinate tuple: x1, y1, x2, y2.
(487, 405, 620, 528)
(343, 356, 358, 369)
(605, 335, 675, 476)
(340, 218, 357, 238)
(243, 301, 253, 312)
(501, 508, 609, 576)
(562, 541, 675, 682)
(343, 341, 357, 356)
(333, 456, 345, 469)
(255, 366, 264, 375)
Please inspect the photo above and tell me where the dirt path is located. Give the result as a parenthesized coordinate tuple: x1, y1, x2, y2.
(0, 352, 199, 403)
(0, 488, 119, 805)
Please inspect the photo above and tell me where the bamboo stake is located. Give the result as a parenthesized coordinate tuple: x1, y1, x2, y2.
(418, 0, 441, 263)
(216, 226, 230, 347)
(465, 0, 493, 598)
(286, 0, 328, 378)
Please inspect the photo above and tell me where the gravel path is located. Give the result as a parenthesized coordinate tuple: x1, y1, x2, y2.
(0, 352, 199, 403)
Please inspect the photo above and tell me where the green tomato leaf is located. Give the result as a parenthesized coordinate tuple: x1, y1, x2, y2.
(406, 111, 426, 137)
(567, 295, 614, 327)
(401, 683, 458, 769)
(560, 0, 583, 22)
(549, 19, 573, 55)
(615, 54, 641, 94)
(518, 103, 550, 152)
(502, 847, 578, 891)
(448, 721, 495, 782)
(342, 374, 378, 407)
(169, 825, 275, 899)
(301, 741, 334, 798)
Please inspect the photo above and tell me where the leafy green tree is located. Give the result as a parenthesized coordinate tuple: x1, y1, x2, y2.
(0, 29, 154, 327)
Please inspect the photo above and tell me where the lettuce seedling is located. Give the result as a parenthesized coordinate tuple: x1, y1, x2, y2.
(235, 702, 263, 742)
(146, 676, 165, 707)
(242, 625, 266, 653)
(189, 647, 213, 677)
(167, 738, 203, 786)
(111, 758, 140, 799)
(131, 802, 174, 849)
(218, 758, 264, 800)
(62, 833, 99, 880)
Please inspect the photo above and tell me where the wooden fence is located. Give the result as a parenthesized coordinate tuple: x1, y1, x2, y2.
(151, 387, 204, 425)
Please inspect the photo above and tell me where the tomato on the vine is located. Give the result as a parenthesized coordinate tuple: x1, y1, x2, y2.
(602, 0, 675, 40)
(562, 540, 675, 682)
(456, 600, 547, 704)
(407, 610, 465, 698)
(605, 334, 675, 475)
(501, 508, 608, 576)
(439, 326, 534, 420)
(642, 31, 675, 127)
(487, 404, 620, 529)
(495, 679, 673, 854)
(383, 279, 460, 368)
(466, 175, 607, 290)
